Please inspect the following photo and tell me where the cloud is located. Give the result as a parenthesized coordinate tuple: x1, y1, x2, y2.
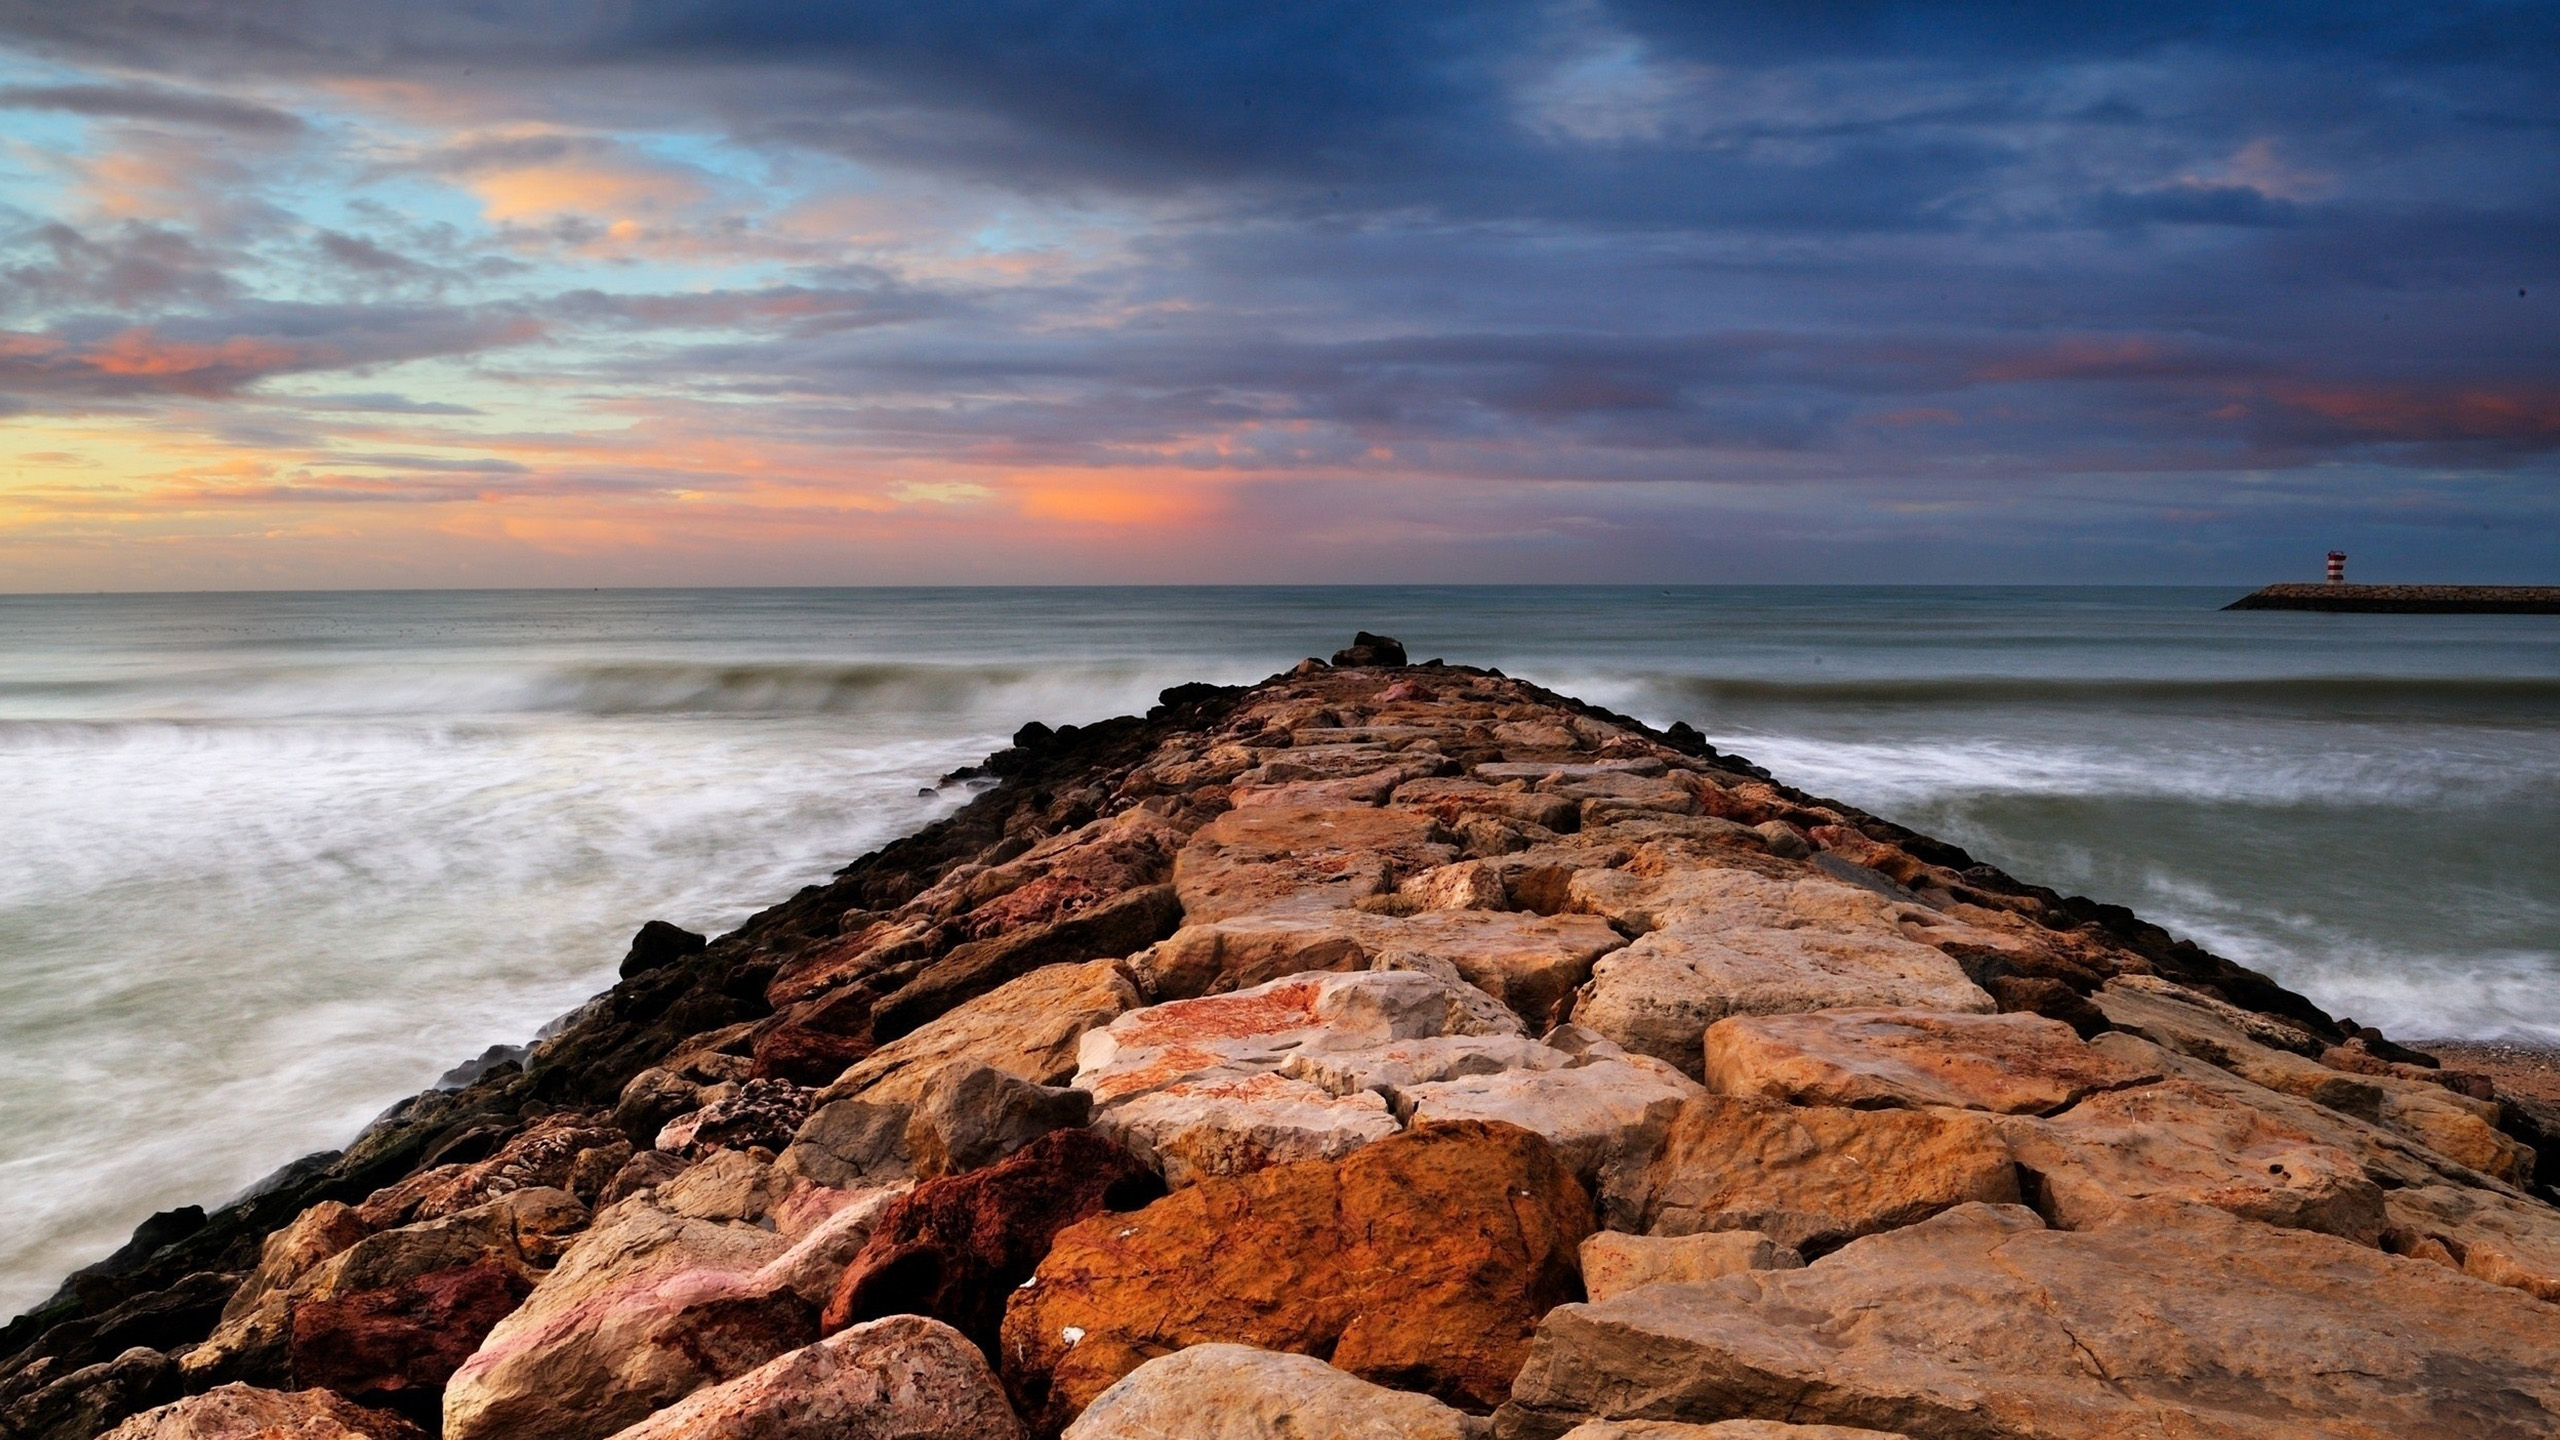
(0, 82, 304, 135)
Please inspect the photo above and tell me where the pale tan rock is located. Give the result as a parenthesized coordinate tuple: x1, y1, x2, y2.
(1498, 1200, 2560, 1440)
(1073, 968, 1521, 1106)
(1061, 1343, 1474, 1440)
(1398, 1057, 1702, 1182)
(2090, 980, 2524, 1185)
(1391, 776, 1581, 832)
(1171, 805, 1456, 922)
(1277, 1033, 1567, 1095)
(598, 1315, 1021, 1440)
(658, 1150, 790, 1225)
(1400, 859, 1511, 910)
(1229, 769, 1407, 809)
(1135, 908, 1620, 1029)
(1093, 1070, 1403, 1186)
(819, 958, 1140, 1106)
(101, 1384, 422, 1439)
(442, 1178, 903, 1440)
(1577, 1230, 1801, 1303)
(1704, 1008, 2157, 1116)
(1999, 1078, 2384, 1244)
(1598, 1095, 2017, 1253)
(2383, 1182, 2560, 1302)
(1578, 924, 1990, 1080)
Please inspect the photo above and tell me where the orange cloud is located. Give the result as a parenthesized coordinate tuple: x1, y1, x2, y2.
(2270, 385, 2560, 443)
(1018, 481, 1219, 526)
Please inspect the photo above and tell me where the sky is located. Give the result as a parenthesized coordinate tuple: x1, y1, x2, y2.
(0, 1, 2552, 589)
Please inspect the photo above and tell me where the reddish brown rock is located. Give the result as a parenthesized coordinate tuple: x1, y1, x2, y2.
(288, 1257, 533, 1407)
(1598, 1096, 2017, 1253)
(1704, 1008, 2158, 1116)
(824, 1129, 1161, 1360)
(1172, 805, 1457, 922)
(823, 959, 1142, 1108)
(601, 1315, 1023, 1440)
(356, 1112, 631, 1227)
(999, 1121, 1592, 1430)
(100, 1384, 425, 1439)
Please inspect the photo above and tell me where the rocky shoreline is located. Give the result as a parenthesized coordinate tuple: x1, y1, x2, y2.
(7, 634, 2559, 1440)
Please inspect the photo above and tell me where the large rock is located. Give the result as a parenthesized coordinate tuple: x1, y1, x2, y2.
(904, 1061, 1093, 1179)
(1092, 1071, 1402, 1187)
(1398, 1056, 1701, 1183)
(1073, 969, 1520, 1106)
(1577, 924, 1991, 1080)
(1171, 806, 1456, 923)
(1136, 909, 1623, 1026)
(776, 1099, 914, 1189)
(100, 1383, 424, 1439)
(442, 1176, 897, 1440)
(1497, 1200, 2560, 1440)
(1704, 1009, 2157, 1116)
(2382, 1182, 2560, 1301)
(187, 1187, 586, 1395)
(657, 1080, 815, 1161)
(3, 1346, 180, 1440)
(824, 1129, 1161, 1360)
(600, 1316, 1022, 1440)
(871, 885, 1182, 1042)
(1998, 1078, 2385, 1244)
(821, 959, 1142, 1107)
(1577, 1231, 1800, 1304)
(1061, 1344, 1474, 1440)
(1001, 1121, 1591, 1431)
(1599, 1095, 2016, 1253)
(2093, 978, 2533, 1182)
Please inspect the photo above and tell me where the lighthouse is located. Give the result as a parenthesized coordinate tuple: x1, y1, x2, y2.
(2326, 550, 2346, 585)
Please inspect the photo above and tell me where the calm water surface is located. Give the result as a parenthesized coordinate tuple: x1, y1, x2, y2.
(3, 586, 2556, 1314)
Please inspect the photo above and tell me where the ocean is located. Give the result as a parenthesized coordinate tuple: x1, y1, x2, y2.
(3, 585, 2557, 1316)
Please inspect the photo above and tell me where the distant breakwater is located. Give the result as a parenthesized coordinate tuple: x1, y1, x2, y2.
(2227, 583, 2560, 614)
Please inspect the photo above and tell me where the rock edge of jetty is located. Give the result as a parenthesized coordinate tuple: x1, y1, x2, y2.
(9, 633, 2560, 1440)
(2226, 582, 2560, 613)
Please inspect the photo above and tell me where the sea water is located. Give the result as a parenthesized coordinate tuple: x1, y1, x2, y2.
(3, 586, 2556, 1315)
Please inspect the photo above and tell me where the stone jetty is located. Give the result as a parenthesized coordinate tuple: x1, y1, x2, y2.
(7, 636, 2560, 1440)
(2226, 583, 2560, 612)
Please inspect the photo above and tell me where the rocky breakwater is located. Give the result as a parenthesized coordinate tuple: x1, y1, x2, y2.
(9, 635, 2560, 1440)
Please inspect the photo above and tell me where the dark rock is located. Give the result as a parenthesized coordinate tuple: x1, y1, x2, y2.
(779, 1100, 915, 1189)
(867, 884, 1182, 1043)
(622, 921, 710, 980)
(0, 1345, 176, 1440)
(613, 1068, 704, 1146)
(1989, 976, 2112, 1039)
(905, 1062, 1092, 1179)
(602, 1149, 692, 1204)
(65, 1209, 205, 1297)
(748, 1023, 871, 1087)
(1328, 632, 1407, 668)
(436, 1044, 531, 1092)
(1012, 722, 1055, 750)
(657, 1079, 814, 1159)
(821, 1129, 1161, 1360)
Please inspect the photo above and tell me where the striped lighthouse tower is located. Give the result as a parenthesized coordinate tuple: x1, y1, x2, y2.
(2326, 550, 2346, 585)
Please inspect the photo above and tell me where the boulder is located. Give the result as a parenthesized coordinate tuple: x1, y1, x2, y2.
(1329, 632, 1407, 667)
(1000, 1121, 1591, 1430)
(871, 885, 1182, 1042)
(441, 1176, 892, 1440)
(183, 1203, 372, 1384)
(617, 1070, 710, 1147)
(1577, 924, 1991, 1080)
(1998, 1078, 2385, 1244)
(622, 921, 708, 979)
(1061, 1344, 1474, 1440)
(1398, 1057, 1701, 1183)
(1391, 776, 1581, 833)
(657, 1080, 814, 1161)
(1399, 859, 1511, 910)
(1577, 1231, 1801, 1304)
(1135, 909, 1621, 1027)
(2382, 1182, 2560, 1301)
(100, 1383, 424, 1439)
(1704, 1008, 2158, 1116)
(1171, 806, 1456, 923)
(356, 1112, 633, 1226)
(1073, 968, 1521, 1107)
(823, 1129, 1161, 1360)
(904, 1061, 1093, 1179)
(821, 959, 1142, 1107)
(1597, 1096, 2017, 1254)
(188, 1187, 586, 1395)
(1497, 1201, 2560, 1440)
(600, 1316, 1022, 1440)
(776, 1100, 914, 1189)
(2, 1346, 179, 1440)
(1092, 1071, 1402, 1186)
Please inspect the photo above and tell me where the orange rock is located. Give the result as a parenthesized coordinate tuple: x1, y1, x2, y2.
(1704, 1008, 2158, 1116)
(999, 1121, 1591, 1430)
(1171, 806, 1456, 922)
